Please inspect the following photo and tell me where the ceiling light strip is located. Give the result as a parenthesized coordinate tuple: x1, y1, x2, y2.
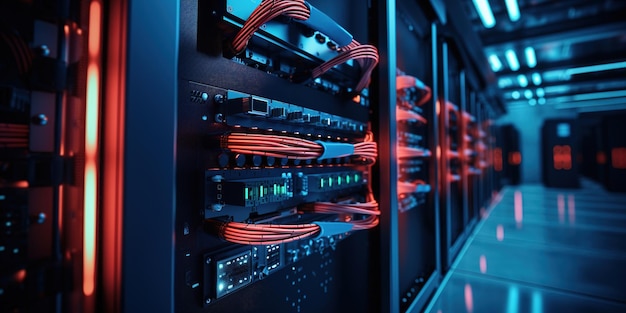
(505, 49, 519, 71)
(472, 0, 496, 28)
(524, 47, 536, 68)
(565, 61, 626, 75)
(505, 0, 521, 22)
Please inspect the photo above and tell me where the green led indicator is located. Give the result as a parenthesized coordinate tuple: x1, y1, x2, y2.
(259, 186, 264, 198)
(346, 175, 351, 184)
(244, 187, 249, 200)
(355, 174, 360, 182)
(337, 176, 342, 185)
(329, 177, 333, 187)
(320, 178, 325, 188)
(281, 185, 286, 194)
(273, 184, 278, 195)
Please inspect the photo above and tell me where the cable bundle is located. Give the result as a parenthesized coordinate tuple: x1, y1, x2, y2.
(301, 196, 380, 231)
(230, 0, 311, 54)
(396, 74, 432, 107)
(228, 1, 378, 92)
(397, 146, 431, 158)
(311, 40, 379, 92)
(396, 107, 427, 124)
(218, 221, 321, 245)
(0, 123, 28, 148)
(225, 132, 377, 163)
(302, 200, 379, 216)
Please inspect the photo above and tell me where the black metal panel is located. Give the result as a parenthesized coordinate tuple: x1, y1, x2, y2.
(122, 1, 180, 312)
(602, 113, 626, 192)
(370, 0, 399, 312)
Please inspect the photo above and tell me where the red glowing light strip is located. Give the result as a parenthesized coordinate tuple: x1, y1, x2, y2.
(83, 0, 102, 297)
(101, 0, 126, 309)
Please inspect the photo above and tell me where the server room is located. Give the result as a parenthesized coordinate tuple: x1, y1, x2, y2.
(1, 0, 625, 312)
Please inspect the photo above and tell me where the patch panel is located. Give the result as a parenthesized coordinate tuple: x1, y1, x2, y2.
(219, 90, 367, 139)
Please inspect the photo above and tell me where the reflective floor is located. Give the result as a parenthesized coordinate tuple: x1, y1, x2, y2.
(425, 180, 626, 313)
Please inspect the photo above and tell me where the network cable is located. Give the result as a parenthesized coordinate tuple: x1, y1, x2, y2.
(311, 39, 379, 92)
(225, 132, 378, 163)
(230, 0, 310, 54)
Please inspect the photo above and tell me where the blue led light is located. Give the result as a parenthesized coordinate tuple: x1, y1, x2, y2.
(532, 72, 542, 85)
(505, 49, 520, 71)
(524, 90, 533, 99)
(525, 47, 536, 68)
(488, 54, 503, 72)
(517, 74, 528, 87)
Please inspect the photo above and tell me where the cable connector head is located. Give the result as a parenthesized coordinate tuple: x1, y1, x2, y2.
(312, 221, 353, 239)
(315, 141, 354, 160)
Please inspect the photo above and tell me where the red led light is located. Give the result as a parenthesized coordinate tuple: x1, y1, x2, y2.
(508, 151, 521, 165)
(553, 145, 571, 170)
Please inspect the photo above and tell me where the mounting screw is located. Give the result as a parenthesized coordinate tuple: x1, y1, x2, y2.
(37, 212, 46, 224)
(205, 297, 212, 304)
(215, 113, 224, 123)
(32, 114, 48, 125)
(211, 204, 224, 212)
(214, 94, 225, 104)
(205, 257, 212, 264)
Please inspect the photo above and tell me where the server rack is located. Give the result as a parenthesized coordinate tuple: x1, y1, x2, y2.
(1, 1, 505, 312)
(392, 1, 441, 311)
(542, 119, 580, 188)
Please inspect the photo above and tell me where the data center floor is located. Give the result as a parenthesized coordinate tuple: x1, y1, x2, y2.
(425, 180, 626, 313)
